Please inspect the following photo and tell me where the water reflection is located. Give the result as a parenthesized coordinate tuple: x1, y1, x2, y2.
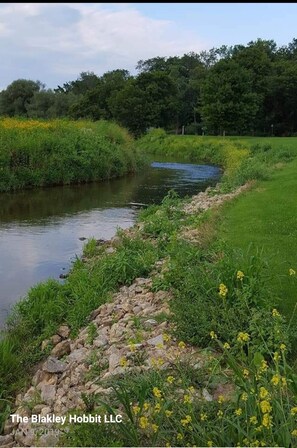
(0, 160, 221, 324)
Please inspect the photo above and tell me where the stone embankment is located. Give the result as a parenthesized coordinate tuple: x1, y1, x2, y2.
(1, 183, 248, 448)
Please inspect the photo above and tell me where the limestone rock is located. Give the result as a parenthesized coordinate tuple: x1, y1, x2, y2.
(57, 325, 70, 339)
(51, 340, 71, 358)
(43, 356, 67, 373)
(147, 334, 164, 347)
(40, 384, 56, 405)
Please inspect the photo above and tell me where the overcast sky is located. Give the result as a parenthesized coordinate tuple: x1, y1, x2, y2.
(1, 2, 297, 90)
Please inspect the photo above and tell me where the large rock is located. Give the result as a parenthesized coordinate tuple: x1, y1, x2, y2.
(43, 356, 67, 373)
(67, 347, 88, 363)
(40, 384, 56, 405)
(109, 351, 121, 372)
(51, 340, 71, 358)
(0, 435, 14, 446)
(57, 325, 70, 339)
(147, 334, 164, 347)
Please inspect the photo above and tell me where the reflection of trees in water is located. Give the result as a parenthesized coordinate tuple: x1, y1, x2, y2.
(0, 163, 221, 225)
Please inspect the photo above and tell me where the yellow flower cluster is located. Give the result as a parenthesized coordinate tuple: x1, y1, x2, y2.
(153, 387, 162, 398)
(166, 375, 175, 384)
(272, 308, 281, 317)
(219, 283, 228, 298)
(289, 268, 296, 276)
(236, 270, 244, 280)
(260, 400, 272, 414)
(180, 415, 192, 426)
(139, 416, 149, 429)
(210, 331, 217, 339)
(237, 332, 250, 343)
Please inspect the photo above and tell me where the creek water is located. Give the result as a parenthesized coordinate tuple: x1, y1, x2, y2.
(0, 158, 221, 325)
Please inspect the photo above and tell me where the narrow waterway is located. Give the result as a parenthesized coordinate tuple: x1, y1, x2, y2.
(0, 158, 221, 325)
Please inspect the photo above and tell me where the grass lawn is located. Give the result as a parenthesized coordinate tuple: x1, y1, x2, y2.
(219, 156, 297, 324)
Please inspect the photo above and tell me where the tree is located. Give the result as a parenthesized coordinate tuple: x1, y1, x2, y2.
(201, 59, 259, 135)
(109, 72, 177, 135)
(0, 79, 43, 116)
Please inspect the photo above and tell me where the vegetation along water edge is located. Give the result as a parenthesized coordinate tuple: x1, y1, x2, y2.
(0, 118, 146, 192)
(1, 130, 297, 447)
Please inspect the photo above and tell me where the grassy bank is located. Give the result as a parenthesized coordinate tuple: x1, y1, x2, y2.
(1, 132, 297, 446)
(219, 156, 297, 336)
(0, 118, 145, 192)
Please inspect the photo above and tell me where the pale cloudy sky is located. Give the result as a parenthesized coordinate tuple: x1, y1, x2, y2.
(0, 2, 296, 90)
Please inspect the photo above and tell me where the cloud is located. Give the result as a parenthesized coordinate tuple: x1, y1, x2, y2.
(0, 3, 208, 89)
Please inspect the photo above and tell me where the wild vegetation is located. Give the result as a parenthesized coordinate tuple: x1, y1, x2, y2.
(2, 38, 297, 136)
(1, 134, 297, 446)
(0, 118, 145, 191)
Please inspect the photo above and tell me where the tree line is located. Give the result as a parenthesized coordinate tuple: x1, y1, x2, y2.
(1, 38, 297, 136)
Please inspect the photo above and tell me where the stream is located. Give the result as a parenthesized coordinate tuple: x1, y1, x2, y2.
(0, 158, 221, 325)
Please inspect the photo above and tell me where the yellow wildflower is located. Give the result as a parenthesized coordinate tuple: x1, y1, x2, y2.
(119, 357, 128, 367)
(200, 412, 208, 421)
(183, 394, 192, 404)
(271, 374, 280, 386)
(163, 333, 171, 342)
(259, 359, 268, 373)
(156, 343, 164, 349)
(153, 387, 162, 398)
(219, 283, 228, 298)
(210, 330, 217, 339)
(177, 433, 183, 441)
(218, 395, 225, 404)
(273, 351, 281, 362)
(243, 368, 250, 378)
(237, 332, 250, 343)
(241, 392, 248, 401)
(132, 405, 140, 415)
(154, 403, 161, 413)
(139, 416, 149, 429)
(151, 424, 158, 433)
(289, 268, 296, 276)
(235, 408, 243, 416)
(237, 270, 244, 281)
(129, 343, 136, 352)
(181, 415, 192, 426)
(290, 407, 297, 415)
(207, 441, 213, 447)
(262, 413, 273, 428)
(250, 416, 258, 425)
(178, 341, 186, 349)
(223, 342, 231, 350)
(280, 343, 287, 351)
(165, 410, 173, 417)
(251, 441, 260, 447)
(260, 400, 272, 414)
(166, 375, 175, 384)
(143, 402, 149, 411)
(259, 387, 269, 399)
(188, 386, 195, 393)
(281, 376, 287, 387)
(272, 308, 281, 317)
(292, 430, 297, 437)
(217, 410, 223, 418)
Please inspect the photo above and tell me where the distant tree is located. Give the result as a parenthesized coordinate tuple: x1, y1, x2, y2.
(55, 71, 100, 95)
(109, 72, 177, 135)
(0, 79, 43, 116)
(201, 59, 259, 135)
(69, 69, 131, 120)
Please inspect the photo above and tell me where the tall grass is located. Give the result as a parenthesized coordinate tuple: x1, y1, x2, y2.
(0, 118, 145, 191)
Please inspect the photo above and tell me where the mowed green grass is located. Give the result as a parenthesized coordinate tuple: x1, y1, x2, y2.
(219, 154, 297, 322)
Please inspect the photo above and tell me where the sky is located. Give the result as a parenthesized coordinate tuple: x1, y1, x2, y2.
(0, 2, 297, 90)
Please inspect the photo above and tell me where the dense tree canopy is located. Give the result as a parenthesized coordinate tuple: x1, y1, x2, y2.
(2, 38, 297, 136)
